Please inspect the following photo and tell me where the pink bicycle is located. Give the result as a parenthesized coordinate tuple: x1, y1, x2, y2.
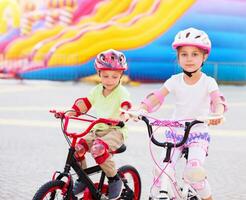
(32, 110, 141, 200)
(123, 109, 223, 200)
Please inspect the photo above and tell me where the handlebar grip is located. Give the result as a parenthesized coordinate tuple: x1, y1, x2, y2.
(116, 121, 125, 128)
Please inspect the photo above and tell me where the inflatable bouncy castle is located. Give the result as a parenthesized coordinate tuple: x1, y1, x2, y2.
(0, 0, 245, 84)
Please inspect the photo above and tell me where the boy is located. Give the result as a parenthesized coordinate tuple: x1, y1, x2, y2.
(66, 49, 131, 200)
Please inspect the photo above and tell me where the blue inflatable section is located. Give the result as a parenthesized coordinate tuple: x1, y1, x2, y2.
(20, 61, 96, 81)
(125, 0, 246, 82)
(20, 0, 246, 83)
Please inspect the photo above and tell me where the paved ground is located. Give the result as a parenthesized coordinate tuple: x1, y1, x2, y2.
(0, 79, 246, 199)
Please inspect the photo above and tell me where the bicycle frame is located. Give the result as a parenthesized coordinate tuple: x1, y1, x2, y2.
(53, 144, 108, 200)
(141, 116, 204, 200)
(50, 110, 125, 200)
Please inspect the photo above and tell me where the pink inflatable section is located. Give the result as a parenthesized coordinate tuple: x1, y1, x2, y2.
(72, 0, 101, 23)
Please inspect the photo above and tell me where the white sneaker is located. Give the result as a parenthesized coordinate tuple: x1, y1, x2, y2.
(150, 190, 170, 200)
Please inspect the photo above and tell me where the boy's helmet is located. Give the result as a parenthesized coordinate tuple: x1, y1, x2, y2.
(172, 27, 211, 54)
(95, 49, 128, 71)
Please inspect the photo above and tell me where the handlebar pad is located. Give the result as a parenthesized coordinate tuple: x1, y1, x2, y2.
(116, 121, 125, 128)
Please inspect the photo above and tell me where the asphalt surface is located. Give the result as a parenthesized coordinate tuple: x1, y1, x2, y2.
(0, 79, 245, 199)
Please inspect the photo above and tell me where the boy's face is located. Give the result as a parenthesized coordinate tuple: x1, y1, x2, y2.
(99, 70, 123, 91)
(178, 46, 208, 72)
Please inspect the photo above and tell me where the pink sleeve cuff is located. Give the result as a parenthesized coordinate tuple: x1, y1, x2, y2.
(153, 90, 165, 104)
(141, 90, 165, 113)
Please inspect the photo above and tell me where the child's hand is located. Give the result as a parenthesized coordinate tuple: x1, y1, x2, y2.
(54, 111, 65, 119)
(122, 108, 148, 122)
(53, 110, 77, 119)
(120, 112, 130, 122)
(65, 110, 77, 117)
(208, 113, 224, 125)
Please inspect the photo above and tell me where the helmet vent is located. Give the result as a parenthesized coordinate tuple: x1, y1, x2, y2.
(185, 32, 190, 38)
(119, 55, 123, 62)
(100, 54, 105, 61)
(195, 35, 201, 39)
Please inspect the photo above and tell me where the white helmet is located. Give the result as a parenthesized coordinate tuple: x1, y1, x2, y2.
(172, 27, 211, 54)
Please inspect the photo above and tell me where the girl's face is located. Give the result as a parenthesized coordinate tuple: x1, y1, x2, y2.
(178, 46, 208, 72)
(100, 70, 122, 91)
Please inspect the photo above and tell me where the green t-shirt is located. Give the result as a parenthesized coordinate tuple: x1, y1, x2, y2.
(87, 83, 131, 139)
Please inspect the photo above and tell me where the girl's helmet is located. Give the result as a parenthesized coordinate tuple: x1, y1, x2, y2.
(172, 27, 211, 54)
(95, 49, 128, 71)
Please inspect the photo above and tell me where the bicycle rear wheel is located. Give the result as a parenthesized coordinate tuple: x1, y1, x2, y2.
(32, 180, 76, 200)
(118, 165, 141, 200)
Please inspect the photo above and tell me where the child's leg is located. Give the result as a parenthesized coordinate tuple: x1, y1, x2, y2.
(91, 129, 124, 199)
(94, 129, 124, 177)
(184, 145, 213, 200)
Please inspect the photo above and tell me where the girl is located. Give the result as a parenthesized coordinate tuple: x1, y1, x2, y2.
(137, 28, 227, 200)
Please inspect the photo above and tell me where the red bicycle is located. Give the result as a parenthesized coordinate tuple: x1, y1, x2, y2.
(32, 110, 141, 200)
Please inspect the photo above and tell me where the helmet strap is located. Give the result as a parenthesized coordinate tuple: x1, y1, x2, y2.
(183, 62, 204, 78)
(183, 69, 198, 77)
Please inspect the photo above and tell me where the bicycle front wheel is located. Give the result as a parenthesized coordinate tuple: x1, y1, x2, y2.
(32, 180, 76, 200)
(118, 165, 141, 200)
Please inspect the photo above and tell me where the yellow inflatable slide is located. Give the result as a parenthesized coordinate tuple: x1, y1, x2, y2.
(5, 0, 196, 68)
(46, 0, 195, 66)
(0, 0, 20, 34)
(5, 0, 133, 59)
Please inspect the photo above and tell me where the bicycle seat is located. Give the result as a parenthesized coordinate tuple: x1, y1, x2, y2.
(113, 144, 126, 154)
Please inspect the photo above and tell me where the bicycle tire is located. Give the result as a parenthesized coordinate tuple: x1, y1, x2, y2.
(118, 165, 141, 200)
(32, 180, 76, 200)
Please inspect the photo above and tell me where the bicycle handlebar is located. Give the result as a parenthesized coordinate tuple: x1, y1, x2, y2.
(121, 109, 222, 162)
(121, 108, 224, 147)
(141, 116, 203, 148)
(50, 110, 124, 138)
(141, 116, 204, 162)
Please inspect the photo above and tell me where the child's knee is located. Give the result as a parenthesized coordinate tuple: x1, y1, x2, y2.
(184, 159, 212, 198)
(183, 159, 207, 190)
(75, 138, 89, 161)
(91, 139, 110, 164)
